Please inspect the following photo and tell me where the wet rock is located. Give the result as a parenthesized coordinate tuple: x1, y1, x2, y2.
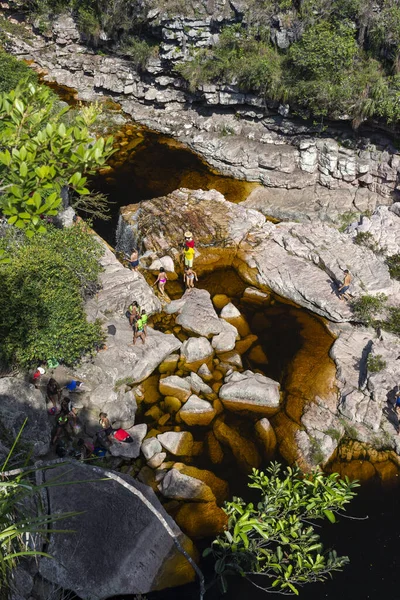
(157, 431, 194, 455)
(0, 378, 51, 459)
(181, 336, 214, 364)
(188, 372, 213, 395)
(147, 452, 167, 469)
(178, 395, 216, 426)
(109, 424, 147, 458)
(175, 465, 229, 505)
(212, 294, 230, 309)
(242, 287, 270, 305)
(220, 302, 241, 319)
(212, 322, 238, 353)
(141, 437, 163, 460)
(248, 345, 269, 365)
(197, 363, 213, 382)
(164, 396, 182, 413)
(159, 375, 191, 402)
(255, 418, 277, 459)
(217, 351, 243, 369)
(159, 353, 180, 374)
(219, 370, 281, 416)
(205, 431, 224, 464)
(235, 334, 258, 354)
(174, 501, 228, 539)
(38, 462, 197, 598)
(158, 468, 215, 502)
(213, 418, 261, 473)
(138, 465, 159, 491)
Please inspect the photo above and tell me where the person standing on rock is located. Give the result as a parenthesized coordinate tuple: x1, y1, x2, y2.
(128, 301, 140, 327)
(338, 269, 352, 301)
(129, 248, 139, 271)
(141, 309, 148, 335)
(184, 266, 198, 290)
(133, 315, 146, 345)
(46, 377, 62, 414)
(183, 231, 195, 268)
(153, 267, 168, 297)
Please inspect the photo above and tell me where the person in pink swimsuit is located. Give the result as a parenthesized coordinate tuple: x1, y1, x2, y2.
(153, 267, 168, 296)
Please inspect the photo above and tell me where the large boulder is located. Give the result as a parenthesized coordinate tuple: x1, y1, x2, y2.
(157, 431, 194, 455)
(158, 468, 215, 502)
(213, 418, 261, 473)
(0, 378, 51, 459)
(181, 336, 214, 365)
(159, 375, 191, 402)
(109, 424, 147, 458)
(219, 370, 281, 416)
(38, 462, 197, 599)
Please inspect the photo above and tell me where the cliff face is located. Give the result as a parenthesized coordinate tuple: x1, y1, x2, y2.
(2, 6, 400, 223)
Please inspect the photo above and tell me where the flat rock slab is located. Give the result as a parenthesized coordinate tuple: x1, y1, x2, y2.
(38, 462, 196, 599)
(173, 289, 226, 338)
(219, 370, 281, 416)
(0, 378, 51, 458)
(109, 424, 147, 458)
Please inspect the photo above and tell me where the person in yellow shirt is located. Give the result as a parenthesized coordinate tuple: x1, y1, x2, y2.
(183, 245, 195, 268)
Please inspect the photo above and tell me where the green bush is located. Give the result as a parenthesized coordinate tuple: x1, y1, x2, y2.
(367, 354, 387, 373)
(119, 37, 158, 71)
(206, 463, 358, 596)
(350, 293, 387, 325)
(0, 50, 37, 94)
(0, 225, 104, 368)
(386, 253, 400, 280)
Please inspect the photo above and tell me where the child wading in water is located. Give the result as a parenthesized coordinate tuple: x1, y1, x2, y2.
(184, 267, 198, 290)
(153, 267, 168, 296)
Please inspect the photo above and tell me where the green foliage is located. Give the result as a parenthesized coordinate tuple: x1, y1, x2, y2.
(353, 231, 382, 253)
(367, 354, 387, 373)
(119, 37, 158, 71)
(350, 293, 387, 325)
(0, 50, 37, 94)
(0, 225, 104, 368)
(114, 376, 134, 390)
(0, 81, 113, 236)
(206, 463, 358, 596)
(386, 253, 400, 280)
(324, 427, 343, 442)
(381, 306, 400, 336)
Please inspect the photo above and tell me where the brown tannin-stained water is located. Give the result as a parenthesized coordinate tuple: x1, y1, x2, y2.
(89, 123, 259, 245)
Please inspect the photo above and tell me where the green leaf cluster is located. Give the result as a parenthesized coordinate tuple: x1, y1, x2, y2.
(0, 81, 113, 236)
(0, 225, 104, 368)
(206, 463, 358, 596)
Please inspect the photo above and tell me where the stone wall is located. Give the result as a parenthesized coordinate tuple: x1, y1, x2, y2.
(2, 8, 400, 222)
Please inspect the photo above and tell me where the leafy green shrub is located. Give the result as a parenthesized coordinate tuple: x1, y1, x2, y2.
(0, 225, 104, 368)
(0, 81, 113, 236)
(382, 306, 400, 336)
(0, 50, 37, 94)
(206, 463, 358, 596)
(353, 231, 382, 253)
(350, 294, 387, 325)
(367, 354, 387, 373)
(119, 37, 158, 71)
(386, 253, 400, 280)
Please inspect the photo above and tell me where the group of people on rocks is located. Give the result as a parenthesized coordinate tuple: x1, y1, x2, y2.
(33, 371, 134, 458)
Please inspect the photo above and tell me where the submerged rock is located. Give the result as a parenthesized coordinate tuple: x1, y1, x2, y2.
(255, 418, 277, 459)
(38, 462, 197, 598)
(213, 418, 261, 472)
(174, 501, 228, 539)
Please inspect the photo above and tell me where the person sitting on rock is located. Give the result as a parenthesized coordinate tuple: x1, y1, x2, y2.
(61, 397, 79, 433)
(99, 412, 114, 445)
(46, 377, 62, 414)
(153, 267, 168, 297)
(133, 315, 146, 345)
(184, 266, 198, 290)
(76, 438, 95, 460)
(338, 269, 352, 301)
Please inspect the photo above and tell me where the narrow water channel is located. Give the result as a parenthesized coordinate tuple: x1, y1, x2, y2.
(88, 119, 399, 600)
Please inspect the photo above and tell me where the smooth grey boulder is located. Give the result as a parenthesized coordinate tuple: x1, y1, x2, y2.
(141, 437, 163, 460)
(181, 336, 214, 364)
(219, 370, 281, 416)
(38, 462, 196, 598)
(0, 378, 51, 458)
(158, 468, 215, 502)
(175, 289, 225, 337)
(188, 372, 213, 395)
(178, 395, 216, 426)
(220, 302, 241, 319)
